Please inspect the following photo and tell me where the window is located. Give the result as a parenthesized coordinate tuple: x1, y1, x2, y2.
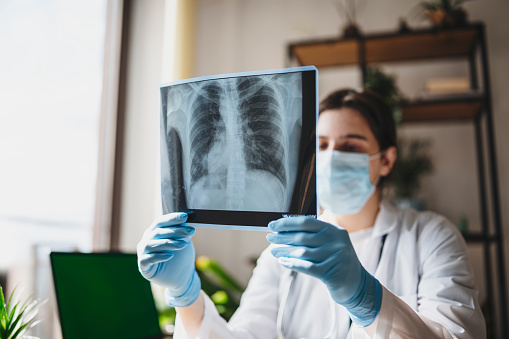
(0, 0, 107, 304)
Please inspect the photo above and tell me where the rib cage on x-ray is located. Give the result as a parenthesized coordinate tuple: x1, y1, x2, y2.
(164, 72, 302, 213)
(237, 77, 287, 186)
(190, 82, 227, 185)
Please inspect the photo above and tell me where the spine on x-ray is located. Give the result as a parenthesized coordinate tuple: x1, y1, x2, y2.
(188, 78, 287, 209)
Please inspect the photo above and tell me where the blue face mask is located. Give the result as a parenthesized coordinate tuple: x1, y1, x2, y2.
(317, 150, 381, 215)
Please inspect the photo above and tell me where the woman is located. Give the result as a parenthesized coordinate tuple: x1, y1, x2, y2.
(137, 89, 485, 338)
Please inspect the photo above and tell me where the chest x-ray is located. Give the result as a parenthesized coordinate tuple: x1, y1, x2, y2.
(160, 66, 317, 230)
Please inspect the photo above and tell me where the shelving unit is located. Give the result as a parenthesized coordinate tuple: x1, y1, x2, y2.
(288, 22, 507, 337)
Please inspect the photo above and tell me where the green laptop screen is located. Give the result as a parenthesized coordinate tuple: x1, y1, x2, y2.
(50, 252, 162, 339)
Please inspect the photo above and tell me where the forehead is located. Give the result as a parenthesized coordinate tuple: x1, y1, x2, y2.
(318, 108, 375, 141)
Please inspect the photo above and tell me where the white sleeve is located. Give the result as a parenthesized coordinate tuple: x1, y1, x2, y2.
(353, 215, 485, 339)
(173, 246, 281, 339)
(173, 291, 234, 339)
(350, 286, 455, 339)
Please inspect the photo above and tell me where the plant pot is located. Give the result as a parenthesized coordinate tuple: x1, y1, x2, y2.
(342, 23, 361, 38)
(426, 9, 447, 26)
(425, 8, 468, 27)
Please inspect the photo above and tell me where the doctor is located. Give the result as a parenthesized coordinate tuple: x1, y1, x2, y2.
(137, 89, 486, 338)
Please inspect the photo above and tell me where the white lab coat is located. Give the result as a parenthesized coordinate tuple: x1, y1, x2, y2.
(174, 201, 486, 338)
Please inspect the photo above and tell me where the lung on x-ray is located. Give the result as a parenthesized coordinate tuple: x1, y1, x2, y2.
(159, 66, 317, 230)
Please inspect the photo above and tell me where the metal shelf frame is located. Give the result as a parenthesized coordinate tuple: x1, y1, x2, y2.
(288, 22, 507, 337)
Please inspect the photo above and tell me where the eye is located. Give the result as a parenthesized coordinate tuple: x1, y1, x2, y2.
(343, 142, 360, 152)
(339, 139, 371, 153)
(318, 140, 329, 151)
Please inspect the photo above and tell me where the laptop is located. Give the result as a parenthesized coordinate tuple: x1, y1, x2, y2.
(50, 252, 170, 339)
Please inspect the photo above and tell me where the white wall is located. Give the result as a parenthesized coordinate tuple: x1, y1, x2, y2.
(188, 0, 509, 295)
(119, 0, 509, 317)
(119, 0, 166, 250)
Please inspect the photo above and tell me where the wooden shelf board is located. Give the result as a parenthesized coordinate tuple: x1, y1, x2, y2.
(290, 25, 479, 67)
(365, 29, 477, 63)
(293, 39, 358, 67)
(401, 96, 484, 122)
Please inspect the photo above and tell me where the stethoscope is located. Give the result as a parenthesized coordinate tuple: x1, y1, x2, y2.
(276, 234, 388, 339)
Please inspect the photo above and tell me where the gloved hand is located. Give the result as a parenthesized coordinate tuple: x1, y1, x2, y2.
(266, 216, 382, 327)
(137, 212, 201, 307)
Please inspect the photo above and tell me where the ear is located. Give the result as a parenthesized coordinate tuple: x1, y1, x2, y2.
(379, 146, 397, 177)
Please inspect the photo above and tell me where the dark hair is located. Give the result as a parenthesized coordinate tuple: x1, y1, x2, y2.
(319, 88, 397, 153)
(319, 89, 397, 185)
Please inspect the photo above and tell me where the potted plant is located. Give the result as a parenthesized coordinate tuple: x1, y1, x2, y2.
(389, 137, 434, 210)
(363, 67, 434, 210)
(195, 256, 244, 320)
(331, 0, 366, 38)
(154, 256, 245, 335)
(418, 0, 472, 27)
(363, 67, 407, 125)
(0, 286, 45, 339)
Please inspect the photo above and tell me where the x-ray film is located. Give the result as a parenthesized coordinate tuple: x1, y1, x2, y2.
(160, 66, 317, 230)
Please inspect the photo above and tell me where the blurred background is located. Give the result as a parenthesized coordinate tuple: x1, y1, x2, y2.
(1, 0, 508, 337)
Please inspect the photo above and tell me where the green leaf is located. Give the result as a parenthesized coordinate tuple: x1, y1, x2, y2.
(0, 286, 5, 313)
(7, 306, 38, 339)
(215, 304, 226, 315)
(441, 0, 451, 11)
(7, 302, 19, 330)
(7, 306, 26, 336)
(389, 137, 434, 198)
(0, 285, 45, 339)
(211, 290, 229, 305)
(5, 287, 16, 320)
(1, 285, 6, 335)
(363, 66, 406, 125)
(420, 2, 441, 10)
(8, 301, 20, 322)
(419, 0, 472, 11)
(195, 257, 244, 321)
(196, 257, 244, 293)
(207, 261, 244, 293)
(9, 320, 30, 339)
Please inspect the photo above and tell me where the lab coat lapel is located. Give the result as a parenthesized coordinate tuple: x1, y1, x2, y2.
(359, 200, 399, 275)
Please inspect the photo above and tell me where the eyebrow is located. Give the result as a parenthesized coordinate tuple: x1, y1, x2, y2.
(318, 134, 368, 141)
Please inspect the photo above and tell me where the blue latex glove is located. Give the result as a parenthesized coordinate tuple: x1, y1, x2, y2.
(266, 216, 382, 327)
(137, 212, 201, 307)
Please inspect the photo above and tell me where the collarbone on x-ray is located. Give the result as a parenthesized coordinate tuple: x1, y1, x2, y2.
(164, 72, 303, 213)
